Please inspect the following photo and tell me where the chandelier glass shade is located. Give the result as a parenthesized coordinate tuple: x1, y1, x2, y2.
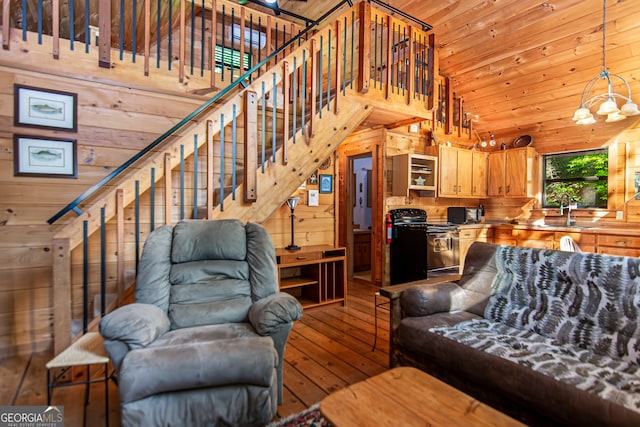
(572, 0, 639, 125)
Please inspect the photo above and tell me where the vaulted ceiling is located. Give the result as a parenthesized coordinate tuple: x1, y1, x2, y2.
(274, 0, 640, 154)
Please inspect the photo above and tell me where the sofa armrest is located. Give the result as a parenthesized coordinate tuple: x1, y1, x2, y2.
(99, 303, 170, 350)
(248, 292, 303, 335)
(400, 281, 468, 317)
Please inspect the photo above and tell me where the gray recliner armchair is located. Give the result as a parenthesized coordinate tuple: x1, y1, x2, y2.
(99, 219, 303, 427)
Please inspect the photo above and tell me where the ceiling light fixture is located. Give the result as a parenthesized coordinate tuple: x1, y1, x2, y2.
(572, 0, 639, 125)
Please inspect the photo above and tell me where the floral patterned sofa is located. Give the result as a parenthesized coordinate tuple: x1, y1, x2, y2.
(390, 242, 640, 426)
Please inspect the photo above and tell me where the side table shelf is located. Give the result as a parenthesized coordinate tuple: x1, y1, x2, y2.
(276, 245, 347, 309)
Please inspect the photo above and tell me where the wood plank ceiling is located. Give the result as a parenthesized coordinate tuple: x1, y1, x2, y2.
(275, 0, 640, 154)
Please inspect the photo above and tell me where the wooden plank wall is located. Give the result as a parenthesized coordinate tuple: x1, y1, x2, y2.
(0, 61, 338, 357)
(263, 154, 337, 249)
(0, 66, 204, 356)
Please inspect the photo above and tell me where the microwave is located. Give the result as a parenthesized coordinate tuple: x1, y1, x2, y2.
(447, 207, 482, 224)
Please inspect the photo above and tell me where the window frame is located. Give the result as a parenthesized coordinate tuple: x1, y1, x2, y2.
(542, 148, 609, 209)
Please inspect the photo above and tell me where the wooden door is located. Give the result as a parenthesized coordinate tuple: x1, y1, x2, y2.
(472, 151, 487, 196)
(487, 152, 505, 196)
(438, 145, 459, 196)
(456, 149, 473, 196)
(505, 149, 527, 196)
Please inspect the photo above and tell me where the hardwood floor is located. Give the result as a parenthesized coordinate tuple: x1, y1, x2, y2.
(0, 279, 389, 426)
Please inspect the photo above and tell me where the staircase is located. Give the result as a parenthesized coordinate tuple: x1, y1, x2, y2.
(2, 0, 440, 354)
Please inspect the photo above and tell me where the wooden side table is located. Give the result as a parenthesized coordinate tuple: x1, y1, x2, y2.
(46, 332, 112, 426)
(320, 367, 524, 427)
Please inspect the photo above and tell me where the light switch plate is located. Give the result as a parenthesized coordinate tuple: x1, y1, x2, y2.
(616, 211, 624, 220)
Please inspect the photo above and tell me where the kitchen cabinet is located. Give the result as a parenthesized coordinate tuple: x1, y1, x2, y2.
(553, 231, 596, 253)
(596, 234, 640, 257)
(472, 151, 488, 197)
(439, 146, 472, 197)
(276, 246, 346, 309)
(515, 229, 555, 249)
(487, 147, 538, 197)
(458, 226, 494, 272)
(493, 226, 516, 246)
(425, 146, 486, 198)
(392, 153, 437, 195)
(353, 231, 371, 272)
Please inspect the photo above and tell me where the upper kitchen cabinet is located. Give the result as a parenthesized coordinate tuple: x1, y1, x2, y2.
(487, 147, 538, 198)
(392, 153, 438, 196)
(472, 151, 488, 197)
(426, 146, 486, 198)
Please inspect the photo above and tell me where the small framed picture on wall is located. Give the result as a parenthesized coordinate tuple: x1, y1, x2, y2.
(14, 84, 78, 132)
(13, 134, 77, 178)
(319, 174, 333, 193)
(308, 170, 318, 185)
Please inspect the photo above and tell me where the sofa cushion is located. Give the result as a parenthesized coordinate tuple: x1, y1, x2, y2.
(430, 319, 640, 415)
(485, 245, 640, 365)
(398, 319, 640, 426)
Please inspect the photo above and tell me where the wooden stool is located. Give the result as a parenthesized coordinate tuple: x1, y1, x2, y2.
(46, 332, 112, 426)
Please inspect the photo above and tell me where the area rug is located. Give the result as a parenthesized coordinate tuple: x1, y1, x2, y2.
(266, 403, 332, 427)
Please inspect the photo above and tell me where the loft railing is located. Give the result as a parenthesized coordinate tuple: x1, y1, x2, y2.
(4, 0, 439, 354)
(1, 0, 307, 87)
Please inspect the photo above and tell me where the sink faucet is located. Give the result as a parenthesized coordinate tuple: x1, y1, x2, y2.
(559, 193, 576, 226)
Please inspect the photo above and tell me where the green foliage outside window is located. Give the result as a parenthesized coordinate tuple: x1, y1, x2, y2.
(543, 150, 608, 208)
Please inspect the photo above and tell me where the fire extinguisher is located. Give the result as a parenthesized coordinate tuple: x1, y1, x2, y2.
(386, 212, 393, 244)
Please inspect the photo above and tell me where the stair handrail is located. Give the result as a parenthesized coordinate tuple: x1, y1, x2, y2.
(47, 0, 353, 225)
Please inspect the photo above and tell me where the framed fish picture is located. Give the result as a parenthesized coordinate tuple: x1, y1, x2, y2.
(14, 84, 77, 132)
(14, 135, 77, 178)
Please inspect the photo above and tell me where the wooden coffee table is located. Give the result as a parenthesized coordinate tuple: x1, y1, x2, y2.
(320, 367, 524, 426)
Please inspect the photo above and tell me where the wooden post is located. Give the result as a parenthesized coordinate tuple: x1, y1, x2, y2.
(357, 1, 370, 93)
(179, 0, 186, 83)
(458, 97, 463, 137)
(407, 26, 415, 106)
(309, 40, 317, 138)
(52, 0, 60, 58)
(265, 16, 272, 70)
(164, 153, 172, 224)
(385, 15, 392, 100)
(116, 189, 125, 301)
(244, 91, 258, 202)
(52, 237, 72, 355)
(206, 120, 214, 216)
(427, 33, 437, 110)
(444, 75, 452, 135)
(144, 0, 151, 76)
(239, 8, 245, 76)
(210, 0, 217, 87)
(2, 0, 9, 50)
(282, 61, 290, 164)
(98, 0, 111, 67)
(335, 19, 341, 114)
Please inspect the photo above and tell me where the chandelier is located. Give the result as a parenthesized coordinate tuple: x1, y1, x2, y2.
(572, 0, 639, 125)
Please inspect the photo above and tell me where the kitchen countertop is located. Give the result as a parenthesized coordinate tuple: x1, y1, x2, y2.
(456, 222, 640, 236)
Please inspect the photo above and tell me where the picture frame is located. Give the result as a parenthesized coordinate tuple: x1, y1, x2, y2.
(308, 170, 318, 185)
(14, 134, 77, 178)
(319, 174, 333, 193)
(14, 84, 78, 132)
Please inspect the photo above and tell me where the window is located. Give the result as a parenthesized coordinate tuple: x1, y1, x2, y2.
(543, 149, 608, 208)
(214, 45, 251, 73)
